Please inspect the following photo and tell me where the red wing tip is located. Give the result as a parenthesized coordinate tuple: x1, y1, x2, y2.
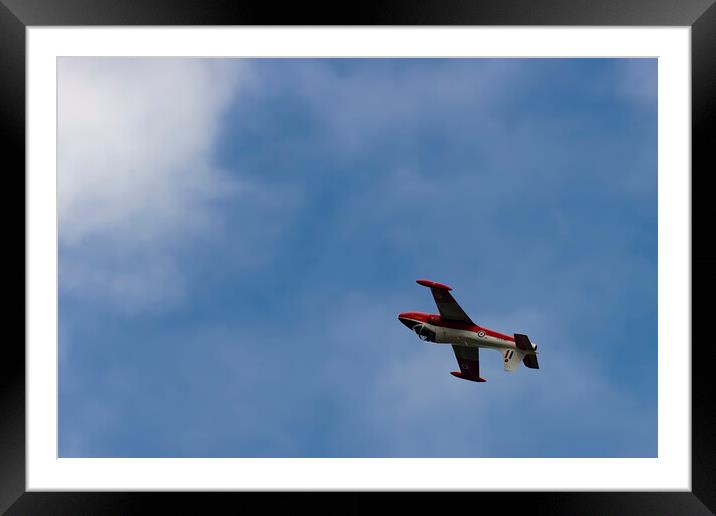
(416, 279, 452, 291)
(450, 372, 487, 383)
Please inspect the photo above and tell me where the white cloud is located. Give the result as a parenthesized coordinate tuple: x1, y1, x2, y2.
(58, 58, 246, 245)
(57, 58, 248, 311)
(58, 59, 655, 456)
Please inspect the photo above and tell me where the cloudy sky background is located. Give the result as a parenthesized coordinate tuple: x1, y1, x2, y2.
(58, 58, 657, 457)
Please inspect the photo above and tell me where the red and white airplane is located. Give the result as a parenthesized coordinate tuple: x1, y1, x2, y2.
(398, 279, 540, 383)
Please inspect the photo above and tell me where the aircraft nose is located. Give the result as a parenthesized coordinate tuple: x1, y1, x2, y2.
(398, 315, 419, 330)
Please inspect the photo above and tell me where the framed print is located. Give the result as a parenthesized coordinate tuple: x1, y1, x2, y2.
(5, 0, 713, 513)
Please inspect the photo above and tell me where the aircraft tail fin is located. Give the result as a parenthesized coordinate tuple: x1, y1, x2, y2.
(514, 333, 540, 370)
(503, 348, 526, 371)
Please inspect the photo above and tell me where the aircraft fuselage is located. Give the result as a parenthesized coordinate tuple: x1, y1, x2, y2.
(398, 311, 517, 353)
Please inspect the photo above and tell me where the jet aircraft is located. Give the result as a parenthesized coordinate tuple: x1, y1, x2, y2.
(398, 279, 540, 382)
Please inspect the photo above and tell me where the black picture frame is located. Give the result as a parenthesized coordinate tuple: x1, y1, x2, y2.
(5, 1, 713, 514)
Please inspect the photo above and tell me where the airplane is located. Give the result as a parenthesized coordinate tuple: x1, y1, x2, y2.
(398, 279, 540, 383)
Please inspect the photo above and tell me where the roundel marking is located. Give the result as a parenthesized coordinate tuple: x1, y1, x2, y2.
(477, 330, 486, 338)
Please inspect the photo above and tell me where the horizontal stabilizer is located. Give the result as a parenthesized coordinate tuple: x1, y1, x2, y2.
(514, 333, 534, 351)
(514, 333, 540, 370)
(523, 354, 540, 369)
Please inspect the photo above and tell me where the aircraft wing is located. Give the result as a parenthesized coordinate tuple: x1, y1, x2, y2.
(450, 345, 486, 382)
(416, 279, 474, 324)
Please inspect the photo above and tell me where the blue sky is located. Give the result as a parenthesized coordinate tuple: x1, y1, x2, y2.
(58, 58, 657, 457)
